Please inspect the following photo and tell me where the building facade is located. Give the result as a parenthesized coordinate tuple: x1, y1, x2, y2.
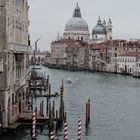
(29, 50, 49, 65)
(117, 52, 140, 74)
(0, 0, 30, 127)
(133, 58, 140, 77)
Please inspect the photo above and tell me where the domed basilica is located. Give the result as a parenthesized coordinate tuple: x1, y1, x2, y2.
(63, 3, 113, 43)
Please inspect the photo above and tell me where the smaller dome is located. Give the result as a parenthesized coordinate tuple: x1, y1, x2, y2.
(92, 25, 107, 35)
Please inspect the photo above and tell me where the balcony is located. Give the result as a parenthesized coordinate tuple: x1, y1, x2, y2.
(0, 59, 4, 73)
(8, 43, 32, 53)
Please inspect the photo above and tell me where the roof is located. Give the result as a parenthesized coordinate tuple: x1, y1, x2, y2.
(89, 44, 103, 50)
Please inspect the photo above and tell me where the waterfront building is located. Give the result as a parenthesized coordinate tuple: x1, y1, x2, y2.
(29, 50, 49, 65)
(133, 58, 140, 77)
(50, 38, 89, 69)
(117, 52, 140, 74)
(63, 3, 90, 42)
(50, 39, 70, 66)
(92, 17, 113, 43)
(0, 0, 30, 127)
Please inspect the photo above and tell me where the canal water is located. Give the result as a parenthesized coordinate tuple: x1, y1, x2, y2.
(1, 66, 140, 140)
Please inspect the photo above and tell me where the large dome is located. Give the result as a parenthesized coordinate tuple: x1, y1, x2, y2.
(65, 17, 89, 32)
(63, 3, 90, 41)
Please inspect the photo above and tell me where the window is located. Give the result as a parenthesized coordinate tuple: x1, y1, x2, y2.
(12, 93, 14, 105)
(16, 0, 24, 10)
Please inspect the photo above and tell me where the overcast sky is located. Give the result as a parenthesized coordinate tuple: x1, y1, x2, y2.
(28, 0, 140, 51)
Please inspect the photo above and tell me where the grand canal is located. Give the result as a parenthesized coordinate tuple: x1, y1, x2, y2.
(1, 66, 140, 140)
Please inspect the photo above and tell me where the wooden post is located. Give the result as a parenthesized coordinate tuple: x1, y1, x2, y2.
(0, 123, 2, 135)
(56, 110, 58, 132)
(52, 100, 55, 117)
(86, 98, 90, 126)
(31, 94, 33, 111)
(42, 101, 44, 117)
(49, 84, 51, 97)
(64, 112, 67, 122)
(86, 100, 88, 126)
(46, 97, 49, 116)
(40, 102, 42, 116)
(49, 102, 53, 132)
(47, 75, 49, 88)
(60, 79, 64, 124)
(88, 99, 90, 122)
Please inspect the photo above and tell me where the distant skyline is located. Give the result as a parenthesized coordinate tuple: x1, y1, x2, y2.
(28, 0, 140, 51)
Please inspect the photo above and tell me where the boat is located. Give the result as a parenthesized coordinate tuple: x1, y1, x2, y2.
(66, 78, 72, 84)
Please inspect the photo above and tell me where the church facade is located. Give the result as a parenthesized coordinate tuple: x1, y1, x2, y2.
(63, 3, 113, 43)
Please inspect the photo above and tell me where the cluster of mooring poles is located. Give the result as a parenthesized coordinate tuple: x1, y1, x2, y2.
(50, 117, 83, 140)
(49, 98, 91, 140)
(28, 70, 67, 139)
(28, 69, 91, 140)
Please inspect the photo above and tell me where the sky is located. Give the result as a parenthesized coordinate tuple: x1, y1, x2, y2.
(28, 0, 140, 51)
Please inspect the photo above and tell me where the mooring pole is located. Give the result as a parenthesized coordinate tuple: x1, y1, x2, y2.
(49, 84, 51, 97)
(40, 102, 42, 116)
(64, 122, 68, 140)
(60, 79, 64, 124)
(47, 75, 49, 88)
(32, 112, 36, 140)
(46, 97, 49, 116)
(86, 98, 90, 127)
(0, 123, 2, 135)
(78, 118, 82, 140)
(88, 99, 90, 122)
(52, 100, 55, 117)
(50, 132, 55, 140)
(42, 100, 44, 117)
(86, 100, 88, 126)
(56, 110, 58, 132)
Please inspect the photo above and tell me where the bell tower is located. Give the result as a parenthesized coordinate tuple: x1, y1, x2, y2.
(107, 18, 113, 40)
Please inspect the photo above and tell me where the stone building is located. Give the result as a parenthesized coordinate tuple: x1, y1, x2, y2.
(117, 52, 140, 74)
(0, 0, 30, 127)
(133, 58, 140, 77)
(50, 38, 89, 69)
